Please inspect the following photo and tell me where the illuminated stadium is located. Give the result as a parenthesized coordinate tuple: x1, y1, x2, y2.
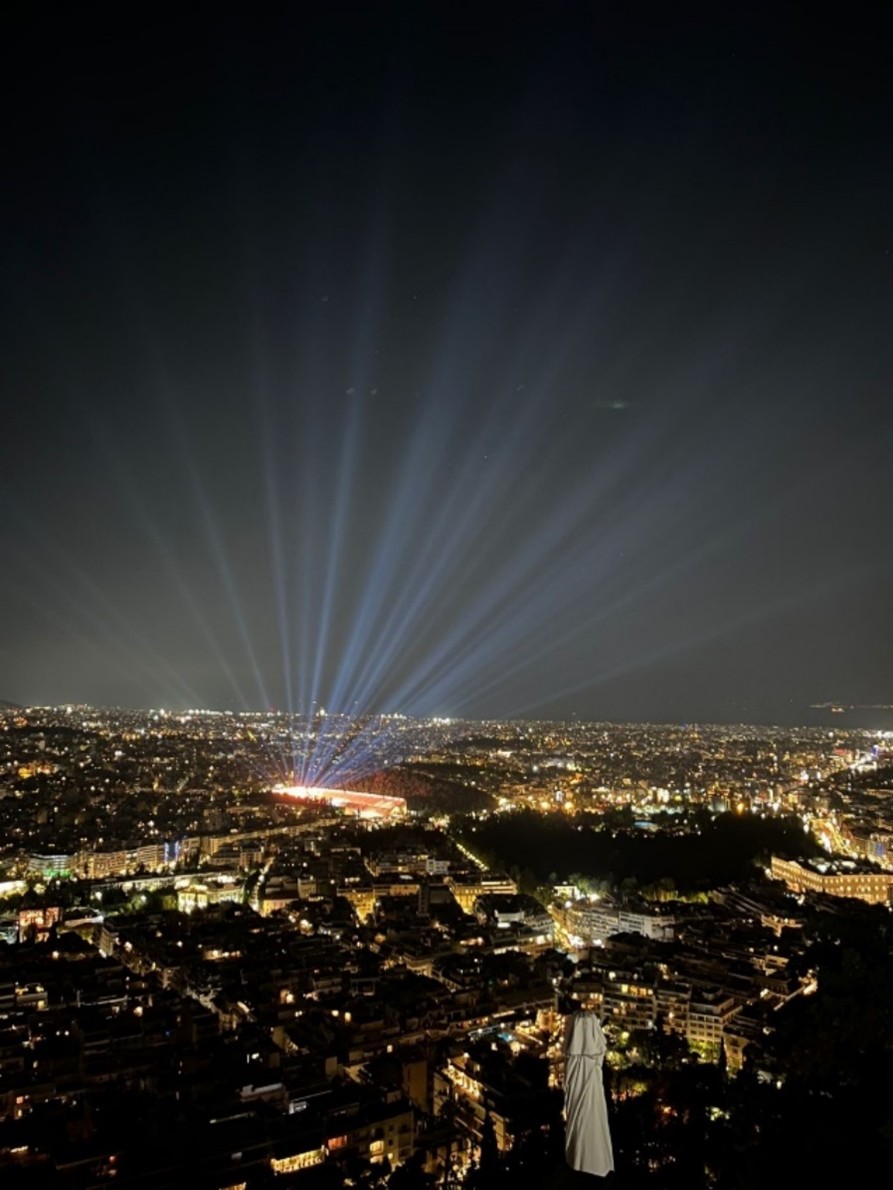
(271, 782, 406, 820)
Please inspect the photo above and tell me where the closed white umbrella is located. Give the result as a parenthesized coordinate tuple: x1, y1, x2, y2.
(564, 1010, 614, 1177)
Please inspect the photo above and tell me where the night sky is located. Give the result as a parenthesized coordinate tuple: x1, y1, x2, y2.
(3, 3, 891, 724)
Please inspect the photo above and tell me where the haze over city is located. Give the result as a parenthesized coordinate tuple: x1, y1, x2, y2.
(4, 4, 890, 725)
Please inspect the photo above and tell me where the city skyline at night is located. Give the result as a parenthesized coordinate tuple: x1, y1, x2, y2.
(2, 9, 892, 1179)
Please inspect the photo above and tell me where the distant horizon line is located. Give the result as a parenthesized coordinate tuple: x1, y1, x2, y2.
(2, 700, 890, 733)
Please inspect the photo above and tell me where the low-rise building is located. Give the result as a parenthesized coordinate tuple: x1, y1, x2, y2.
(770, 855, 893, 905)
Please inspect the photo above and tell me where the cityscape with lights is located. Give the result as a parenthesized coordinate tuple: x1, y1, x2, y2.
(1, 704, 892, 1185)
(4, 2, 892, 1186)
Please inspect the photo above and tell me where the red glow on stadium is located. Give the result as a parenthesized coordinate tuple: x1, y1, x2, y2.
(271, 783, 406, 820)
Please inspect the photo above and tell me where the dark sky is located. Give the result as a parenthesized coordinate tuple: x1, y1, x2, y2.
(2, 2, 891, 724)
